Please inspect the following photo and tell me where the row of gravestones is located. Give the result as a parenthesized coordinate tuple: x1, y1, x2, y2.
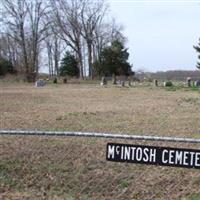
(186, 77, 200, 87)
(100, 76, 132, 87)
(157, 78, 200, 87)
(35, 76, 200, 88)
(35, 77, 67, 87)
(101, 76, 200, 87)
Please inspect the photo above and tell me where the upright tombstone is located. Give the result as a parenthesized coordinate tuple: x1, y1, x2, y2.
(154, 79, 158, 87)
(63, 77, 67, 84)
(196, 80, 200, 87)
(128, 80, 132, 87)
(127, 76, 132, 87)
(187, 77, 191, 87)
(121, 81, 125, 87)
(100, 76, 107, 86)
(112, 74, 117, 85)
(35, 79, 45, 87)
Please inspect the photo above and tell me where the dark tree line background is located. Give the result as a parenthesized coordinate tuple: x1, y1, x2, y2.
(0, 0, 133, 81)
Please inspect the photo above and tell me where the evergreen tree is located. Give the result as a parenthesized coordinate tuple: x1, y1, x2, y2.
(0, 58, 14, 76)
(59, 51, 79, 77)
(194, 38, 200, 69)
(95, 40, 133, 76)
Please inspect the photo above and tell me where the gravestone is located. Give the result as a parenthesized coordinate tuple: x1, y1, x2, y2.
(112, 74, 117, 85)
(187, 77, 191, 87)
(196, 80, 200, 87)
(128, 80, 132, 87)
(154, 79, 158, 87)
(63, 77, 67, 84)
(121, 81, 125, 87)
(35, 79, 45, 87)
(100, 76, 107, 86)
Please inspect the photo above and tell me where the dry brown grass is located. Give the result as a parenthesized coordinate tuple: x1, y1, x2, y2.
(0, 83, 200, 200)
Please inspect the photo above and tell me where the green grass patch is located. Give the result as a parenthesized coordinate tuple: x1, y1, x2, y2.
(165, 85, 200, 92)
(119, 180, 129, 189)
(187, 195, 200, 200)
(0, 158, 24, 174)
(0, 171, 19, 188)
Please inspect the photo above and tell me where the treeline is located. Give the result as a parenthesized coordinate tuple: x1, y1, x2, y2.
(136, 70, 200, 81)
(0, 0, 133, 81)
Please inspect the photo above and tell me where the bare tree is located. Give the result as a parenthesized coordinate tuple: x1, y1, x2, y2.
(45, 34, 53, 76)
(26, 0, 50, 75)
(1, 0, 126, 79)
(2, 0, 50, 81)
(80, 0, 107, 79)
(91, 17, 127, 78)
(0, 34, 22, 72)
(92, 18, 126, 65)
(50, 0, 84, 79)
(49, 0, 126, 79)
(44, 25, 64, 76)
(2, 0, 29, 76)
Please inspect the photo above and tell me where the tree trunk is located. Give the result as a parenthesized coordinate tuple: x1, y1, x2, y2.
(88, 43, 93, 79)
(54, 39, 59, 76)
(77, 45, 84, 79)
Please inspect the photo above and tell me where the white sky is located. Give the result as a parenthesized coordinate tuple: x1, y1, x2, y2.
(108, 0, 200, 72)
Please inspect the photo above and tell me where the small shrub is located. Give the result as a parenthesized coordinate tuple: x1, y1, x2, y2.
(53, 77, 57, 84)
(165, 81, 173, 87)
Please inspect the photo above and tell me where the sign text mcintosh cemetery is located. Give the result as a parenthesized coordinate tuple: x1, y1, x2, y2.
(106, 143, 200, 169)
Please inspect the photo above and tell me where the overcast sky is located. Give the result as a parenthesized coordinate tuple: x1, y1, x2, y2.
(108, 0, 200, 72)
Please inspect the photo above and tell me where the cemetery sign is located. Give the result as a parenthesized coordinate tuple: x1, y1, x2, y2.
(106, 143, 200, 169)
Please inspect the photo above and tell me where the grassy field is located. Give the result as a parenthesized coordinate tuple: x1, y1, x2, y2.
(0, 82, 200, 199)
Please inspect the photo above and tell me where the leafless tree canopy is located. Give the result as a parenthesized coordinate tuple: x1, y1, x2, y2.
(0, 0, 125, 81)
